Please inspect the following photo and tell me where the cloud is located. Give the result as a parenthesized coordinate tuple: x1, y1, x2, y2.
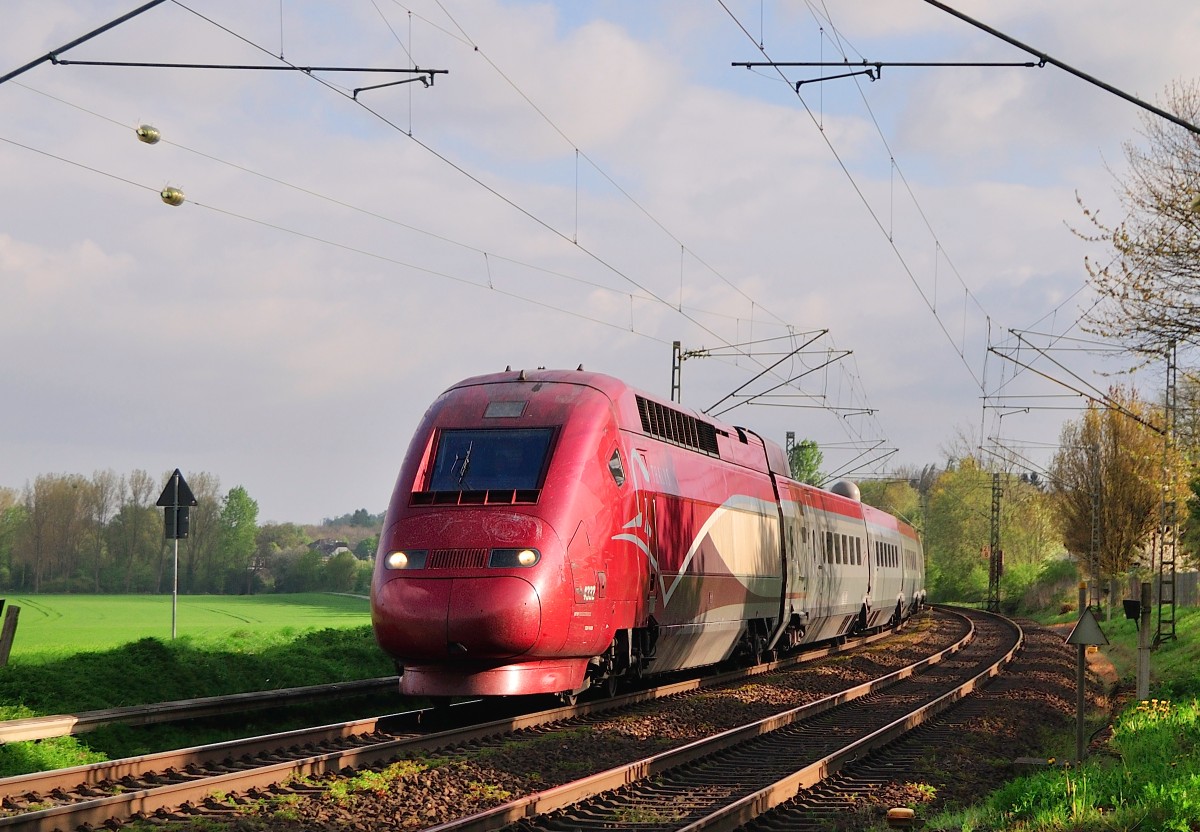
(1, 0, 1191, 521)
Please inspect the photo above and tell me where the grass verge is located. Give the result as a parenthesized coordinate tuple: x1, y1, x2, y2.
(0, 620, 396, 777)
(922, 605, 1200, 832)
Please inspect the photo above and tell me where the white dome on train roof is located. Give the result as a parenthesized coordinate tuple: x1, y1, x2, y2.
(828, 479, 861, 501)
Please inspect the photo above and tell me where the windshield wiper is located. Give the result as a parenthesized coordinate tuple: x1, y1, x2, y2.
(456, 442, 473, 488)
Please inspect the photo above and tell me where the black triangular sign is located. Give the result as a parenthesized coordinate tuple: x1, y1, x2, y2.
(156, 469, 198, 507)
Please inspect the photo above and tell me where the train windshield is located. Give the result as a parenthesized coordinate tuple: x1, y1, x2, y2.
(427, 428, 555, 492)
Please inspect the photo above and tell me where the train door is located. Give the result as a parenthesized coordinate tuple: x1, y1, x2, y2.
(808, 493, 837, 625)
(785, 496, 810, 612)
(772, 486, 813, 651)
(624, 447, 659, 620)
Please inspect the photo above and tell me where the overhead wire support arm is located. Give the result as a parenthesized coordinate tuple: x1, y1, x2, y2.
(352, 74, 438, 98)
(795, 68, 876, 88)
(821, 440, 898, 485)
(731, 59, 1040, 89)
(987, 341, 1165, 436)
(47, 59, 446, 95)
(709, 349, 852, 418)
(703, 329, 828, 416)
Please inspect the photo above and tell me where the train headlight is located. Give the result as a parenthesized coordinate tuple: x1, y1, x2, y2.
(488, 548, 540, 568)
(384, 549, 427, 570)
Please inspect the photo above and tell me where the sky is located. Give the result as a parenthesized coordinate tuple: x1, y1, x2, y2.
(2, 1, 1196, 524)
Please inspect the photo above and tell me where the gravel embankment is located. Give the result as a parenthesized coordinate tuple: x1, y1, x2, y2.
(165, 614, 1107, 831)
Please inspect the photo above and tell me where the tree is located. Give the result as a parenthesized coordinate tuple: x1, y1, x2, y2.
(178, 471, 221, 594)
(87, 469, 120, 592)
(15, 474, 89, 592)
(919, 452, 1060, 608)
(1049, 388, 1181, 589)
(109, 470, 159, 593)
(216, 486, 259, 593)
(324, 551, 359, 593)
(1181, 474, 1200, 565)
(788, 439, 824, 485)
(254, 523, 311, 591)
(923, 459, 991, 602)
(353, 536, 379, 560)
(1077, 80, 1200, 353)
(323, 508, 384, 528)
(858, 479, 921, 531)
(277, 549, 325, 592)
(0, 490, 24, 589)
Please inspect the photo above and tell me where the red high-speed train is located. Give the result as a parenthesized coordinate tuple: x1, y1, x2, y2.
(371, 368, 924, 701)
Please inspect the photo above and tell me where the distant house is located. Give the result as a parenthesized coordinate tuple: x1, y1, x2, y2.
(309, 539, 352, 560)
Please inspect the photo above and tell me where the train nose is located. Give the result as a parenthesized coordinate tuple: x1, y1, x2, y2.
(373, 574, 542, 660)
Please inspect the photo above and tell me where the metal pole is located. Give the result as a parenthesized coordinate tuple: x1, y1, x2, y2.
(172, 538, 179, 640)
(171, 473, 179, 640)
(1076, 582, 1087, 763)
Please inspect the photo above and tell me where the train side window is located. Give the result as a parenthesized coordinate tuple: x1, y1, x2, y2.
(856, 538, 862, 565)
(607, 449, 626, 487)
(825, 531, 833, 564)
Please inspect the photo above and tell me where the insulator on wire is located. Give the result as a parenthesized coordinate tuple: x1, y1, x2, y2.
(136, 124, 161, 144)
(160, 186, 185, 206)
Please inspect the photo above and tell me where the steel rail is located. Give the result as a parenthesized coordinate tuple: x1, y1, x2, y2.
(683, 608, 1022, 832)
(0, 618, 921, 831)
(0, 677, 398, 743)
(418, 607, 986, 832)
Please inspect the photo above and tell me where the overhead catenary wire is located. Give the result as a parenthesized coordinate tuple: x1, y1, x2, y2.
(4, 2, 893, 473)
(3, 76, 829, 368)
(0, 90, 724, 350)
(787, 0, 1180, 470)
(363, 0, 895, 464)
(722, 0, 988, 394)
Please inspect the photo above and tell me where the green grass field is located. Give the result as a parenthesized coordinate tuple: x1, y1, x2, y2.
(0, 594, 394, 776)
(3, 593, 372, 658)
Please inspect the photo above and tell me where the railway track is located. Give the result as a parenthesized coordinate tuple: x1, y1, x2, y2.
(0, 677, 399, 743)
(0, 610, 964, 832)
(427, 606, 1019, 832)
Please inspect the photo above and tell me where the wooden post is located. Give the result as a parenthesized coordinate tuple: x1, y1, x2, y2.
(0, 605, 20, 667)
(1137, 582, 1152, 700)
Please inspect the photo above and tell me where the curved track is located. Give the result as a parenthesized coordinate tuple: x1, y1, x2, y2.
(431, 606, 1019, 832)
(0, 612, 962, 832)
